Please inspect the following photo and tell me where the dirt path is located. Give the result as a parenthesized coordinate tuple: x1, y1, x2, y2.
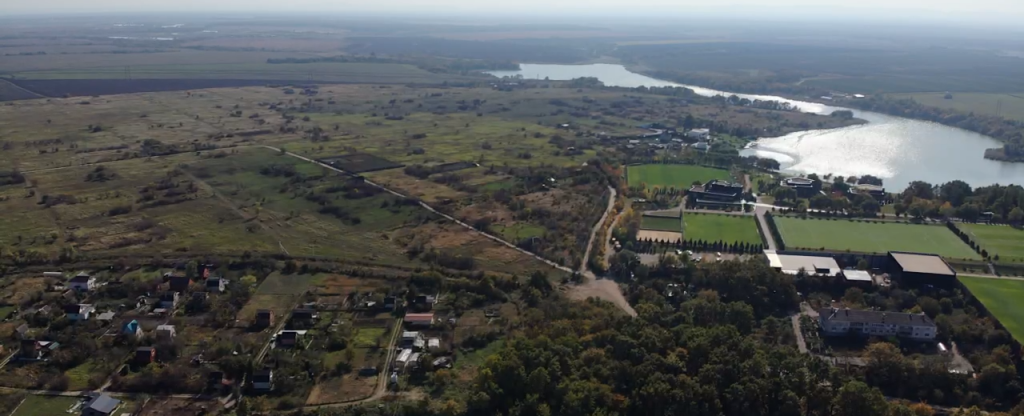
(579, 187, 616, 274)
(300, 318, 402, 410)
(265, 146, 575, 274)
(182, 170, 290, 255)
(0, 79, 44, 99)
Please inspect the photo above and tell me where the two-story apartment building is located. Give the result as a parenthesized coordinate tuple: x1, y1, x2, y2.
(818, 308, 936, 341)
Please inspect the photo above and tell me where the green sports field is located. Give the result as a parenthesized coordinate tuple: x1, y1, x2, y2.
(683, 213, 761, 244)
(959, 223, 1024, 261)
(627, 164, 730, 189)
(773, 217, 980, 259)
(641, 215, 682, 232)
(959, 276, 1024, 343)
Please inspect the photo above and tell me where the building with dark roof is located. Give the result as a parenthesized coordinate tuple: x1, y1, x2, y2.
(780, 177, 821, 198)
(82, 393, 121, 416)
(688, 179, 743, 205)
(887, 252, 957, 287)
(818, 308, 936, 340)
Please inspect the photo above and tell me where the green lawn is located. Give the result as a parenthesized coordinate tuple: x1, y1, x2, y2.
(495, 223, 546, 242)
(959, 224, 1024, 261)
(683, 213, 761, 244)
(455, 339, 505, 370)
(641, 215, 682, 232)
(353, 327, 387, 348)
(773, 217, 979, 259)
(627, 164, 730, 189)
(64, 361, 96, 390)
(11, 395, 81, 416)
(959, 276, 1024, 343)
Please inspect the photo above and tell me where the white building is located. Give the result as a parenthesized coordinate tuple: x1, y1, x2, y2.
(69, 274, 96, 292)
(686, 128, 710, 140)
(818, 308, 936, 341)
(64, 304, 95, 321)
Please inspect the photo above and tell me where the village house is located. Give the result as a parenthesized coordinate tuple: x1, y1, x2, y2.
(19, 339, 59, 360)
(168, 276, 191, 292)
(81, 393, 122, 416)
(122, 320, 143, 338)
(206, 276, 227, 293)
(403, 312, 435, 328)
(156, 324, 177, 340)
(158, 292, 180, 309)
(255, 309, 274, 327)
(68, 274, 96, 292)
(135, 346, 156, 365)
(276, 330, 304, 348)
(252, 369, 273, 391)
(64, 304, 95, 321)
(289, 308, 318, 328)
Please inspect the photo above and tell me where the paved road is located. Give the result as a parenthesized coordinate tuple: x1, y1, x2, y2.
(753, 197, 779, 250)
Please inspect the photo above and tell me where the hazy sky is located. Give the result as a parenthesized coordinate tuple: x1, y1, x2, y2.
(4, 0, 1024, 23)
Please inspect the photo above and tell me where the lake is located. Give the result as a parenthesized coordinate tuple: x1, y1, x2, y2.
(488, 63, 1024, 190)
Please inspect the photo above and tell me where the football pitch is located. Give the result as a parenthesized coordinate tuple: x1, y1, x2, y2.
(959, 276, 1024, 343)
(773, 217, 979, 259)
(683, 213, 761, 244)
(627, 164, 730, 189)
(959, 223, 1024, 261)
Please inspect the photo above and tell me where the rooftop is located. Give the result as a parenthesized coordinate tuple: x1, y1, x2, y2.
(764, 250, 841, 276)
(842, 270, 873, 282)
(890, 252, 956, 276)
(86, 394, 121, 414)
(820, 308, 935, 327)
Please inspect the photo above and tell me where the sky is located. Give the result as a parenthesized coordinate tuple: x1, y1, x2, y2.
(3, 0, 1024, 24)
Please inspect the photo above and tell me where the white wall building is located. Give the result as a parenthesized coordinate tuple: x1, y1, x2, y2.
(819, 308, 936, 341)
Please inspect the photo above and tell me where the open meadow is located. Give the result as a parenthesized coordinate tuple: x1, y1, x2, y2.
(892, 92, 1024, 122)
(773, 217, 979, 259)
(959, 276, 1024, 343)
(683, 213, 761, 244)
(959, 223, 1024, 261)
(627, 164, 731, 189)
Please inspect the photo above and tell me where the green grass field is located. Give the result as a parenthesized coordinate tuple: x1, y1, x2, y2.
(627, 164, 730, 189)
(641, 215, 682, 232)
(773, 217, 979, 259)
(353, 327, 387, 348)
(959, 224, 1024, 261)
(959, 276, 1024, 343)
(11, 395, 81, 416)
(892, 92, 1024, 122)
(683, 213, 761, 244)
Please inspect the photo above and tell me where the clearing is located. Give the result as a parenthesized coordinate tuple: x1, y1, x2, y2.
(683, 213, 762, 244)
(627, 164, 730, 189)
(773, 217, 979, 259)
(959, 276, 1024, 343)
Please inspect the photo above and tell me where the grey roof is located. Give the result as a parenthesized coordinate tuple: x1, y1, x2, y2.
(842, 270, 873, 282)
(86, 394, 121, 414)
(96, 311, 116, 320)
(890, 252, 956, 276)
(819, 308, 935, 327)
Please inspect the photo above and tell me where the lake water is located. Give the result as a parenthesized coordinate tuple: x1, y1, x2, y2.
(488, 63, 1024, 190)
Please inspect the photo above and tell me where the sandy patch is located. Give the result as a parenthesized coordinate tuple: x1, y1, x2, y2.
(637, 230, 682, 242)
